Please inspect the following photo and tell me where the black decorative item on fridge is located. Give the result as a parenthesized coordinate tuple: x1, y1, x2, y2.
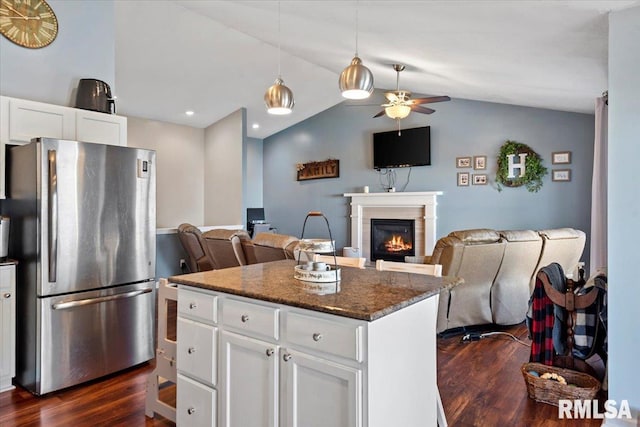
(75, 78, 116, 114)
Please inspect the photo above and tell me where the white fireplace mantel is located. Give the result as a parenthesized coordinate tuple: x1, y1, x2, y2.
(343, 191, 443, 260)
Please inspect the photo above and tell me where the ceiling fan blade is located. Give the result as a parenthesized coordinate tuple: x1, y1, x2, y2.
(411, 105, 436, 114)
(373, 110, 386, 118)
(410, 96, 451, 105)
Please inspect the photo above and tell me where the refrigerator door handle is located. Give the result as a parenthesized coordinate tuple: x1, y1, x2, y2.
(51, 287, 153, 310)
(48, 149, 58, 283)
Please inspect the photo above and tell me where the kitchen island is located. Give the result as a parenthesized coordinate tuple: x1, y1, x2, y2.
(169, 259, 461, 427)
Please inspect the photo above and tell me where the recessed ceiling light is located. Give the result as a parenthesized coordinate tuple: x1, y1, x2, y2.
(185, 110, 195, 116)
(252, 123, 260, 129)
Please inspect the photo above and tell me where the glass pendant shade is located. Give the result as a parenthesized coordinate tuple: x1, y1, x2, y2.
(385, 104, 411, 119)
(264, 77, 294, 115)
(339, 56, 374, 99)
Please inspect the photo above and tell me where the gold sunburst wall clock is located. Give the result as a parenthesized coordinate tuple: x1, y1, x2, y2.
(0, 0, 58, 49)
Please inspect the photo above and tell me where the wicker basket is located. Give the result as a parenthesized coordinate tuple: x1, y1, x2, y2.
(521, 362, 601, 407)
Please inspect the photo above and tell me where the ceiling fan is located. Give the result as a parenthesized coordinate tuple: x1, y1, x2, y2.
(373, 64, 450, 120)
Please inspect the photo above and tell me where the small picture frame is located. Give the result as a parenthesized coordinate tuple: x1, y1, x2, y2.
(457, 172, 470, 186)
(472, 174, 488, 185)
(552, 151, 572, 165)
(456, 157, 472, 168)
(474, 155, 487, 170)
(552, 169, 571, 182)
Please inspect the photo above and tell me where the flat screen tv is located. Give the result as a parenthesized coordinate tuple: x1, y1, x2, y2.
(373, 126, 431, 169)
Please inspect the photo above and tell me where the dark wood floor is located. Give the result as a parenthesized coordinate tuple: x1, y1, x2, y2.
(0, 323, 604, 427)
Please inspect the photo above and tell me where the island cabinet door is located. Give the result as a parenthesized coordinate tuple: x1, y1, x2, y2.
(219, 331, 278, 427)
(281, 349, 362, 427)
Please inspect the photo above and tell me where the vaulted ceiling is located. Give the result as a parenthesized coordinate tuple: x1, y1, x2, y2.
(114, 1, 637, 138)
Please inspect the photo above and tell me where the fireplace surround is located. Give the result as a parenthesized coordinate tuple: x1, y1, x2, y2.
(343, 191, 442, 262)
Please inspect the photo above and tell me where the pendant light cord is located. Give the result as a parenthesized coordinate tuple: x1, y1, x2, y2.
(355, 0, 359, 56)
(278, 1, 282, 78)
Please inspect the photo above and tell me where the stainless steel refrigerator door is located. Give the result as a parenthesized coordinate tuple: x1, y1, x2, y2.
(38, 139, 156, 296)
(36, 282, 155, 395)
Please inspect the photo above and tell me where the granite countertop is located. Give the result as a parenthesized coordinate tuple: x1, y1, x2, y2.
(170, 259, 462, 321)
(0, 258, 18, 266)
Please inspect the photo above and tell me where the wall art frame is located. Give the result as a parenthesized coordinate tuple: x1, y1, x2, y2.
(474, 155, 487, 170)
(457, 172, 470, 186)
(473, 174, 488, 185)
(296, 159, 340, 181)
(456, 157, 472, 168)
(552, 169, 571, 182)
(552, 151, 572, 164)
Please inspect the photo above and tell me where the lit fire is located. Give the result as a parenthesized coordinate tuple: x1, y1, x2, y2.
(384, 235, 413, 252)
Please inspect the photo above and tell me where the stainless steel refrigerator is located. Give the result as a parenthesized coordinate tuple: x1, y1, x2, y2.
(4, 138, 156, 395)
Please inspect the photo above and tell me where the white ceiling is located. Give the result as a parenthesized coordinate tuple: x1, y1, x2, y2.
(114, 0, 638, 139)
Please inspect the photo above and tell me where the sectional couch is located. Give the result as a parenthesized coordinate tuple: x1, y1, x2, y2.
(407, 228, 586, 333)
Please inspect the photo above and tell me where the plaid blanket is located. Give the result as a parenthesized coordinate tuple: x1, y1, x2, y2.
(527, 263, 566, 365)
(573, 274, 607, 361)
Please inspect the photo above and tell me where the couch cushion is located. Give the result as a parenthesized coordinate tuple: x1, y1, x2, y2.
(253, 232, 298, 248)
(499, 229, 541, 242)
(449, 229, 500, 244)
(538, 228, 583, 240)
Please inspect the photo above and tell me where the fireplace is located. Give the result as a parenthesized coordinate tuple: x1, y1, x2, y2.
(370, 219, 415, 262)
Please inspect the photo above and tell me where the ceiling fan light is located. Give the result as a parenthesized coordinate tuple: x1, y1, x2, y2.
(385, 104, 411, 119)
(339, 56, 374, 99)
(265, 77, 294, 115)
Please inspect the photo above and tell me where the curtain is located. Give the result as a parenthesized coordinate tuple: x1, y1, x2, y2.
(590, 96, 608, 276)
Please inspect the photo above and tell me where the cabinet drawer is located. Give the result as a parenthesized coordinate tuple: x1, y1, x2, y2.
(177, 317, 217, 386)
(286, 312, 363, 362)
(222, 298, 279, 340)
(178, 288, 217, 324)
(177, 374, 216, 427)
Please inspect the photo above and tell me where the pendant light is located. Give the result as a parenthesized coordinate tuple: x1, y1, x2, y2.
(338, 0, 374, 99)
(265, 1, 294, 115)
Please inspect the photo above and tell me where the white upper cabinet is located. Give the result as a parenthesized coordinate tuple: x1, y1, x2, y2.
(4, 97, 75, 143)
(75, 109, 127, 146)
(0, 96, 128, 198)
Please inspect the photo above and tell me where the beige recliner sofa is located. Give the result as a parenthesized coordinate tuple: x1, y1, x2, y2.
(201, 229, 251, 269)
(430, 229, 506, 333)
(242, 232, 299, 264)
(492, 230, 543, 325)
(409, 227, 586, 333)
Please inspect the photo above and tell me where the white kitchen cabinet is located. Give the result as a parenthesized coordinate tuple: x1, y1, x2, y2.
(281, 348, 362, 427)
(0, 95, 128, 199)
(219, 331, 278, 427)
(176, 285, 439, 427)
(177, 317, 217, 388)
(177, 373, 216, 427)
(0, 264, 16, 392)
(2, 97, 75, 144)
(75, 109, 127, 146)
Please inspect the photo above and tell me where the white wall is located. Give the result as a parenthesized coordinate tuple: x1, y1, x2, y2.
(127, 117, 205, 228)
(0, 0, 115, 107)
(204, 108, 245, 225)
(607, 5, 640, 424)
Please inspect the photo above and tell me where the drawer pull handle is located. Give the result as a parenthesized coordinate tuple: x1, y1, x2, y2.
(187, 347, 196, 354)
(266, 348, 275, 357)
(312, 333, 323, 342)
(283, 353, 292, 362)
(241, 314, 250, 323)
(187, 407, 196, 415)
(3, 293, 10, 299)
(189, 302, 197, 309)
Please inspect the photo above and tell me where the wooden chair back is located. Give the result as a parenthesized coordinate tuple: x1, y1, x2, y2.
(312, 254, 366, 269)
(375, 259, 443, 276)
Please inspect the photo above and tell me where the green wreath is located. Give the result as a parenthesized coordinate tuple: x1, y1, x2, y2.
(495, 140, 548, 193)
